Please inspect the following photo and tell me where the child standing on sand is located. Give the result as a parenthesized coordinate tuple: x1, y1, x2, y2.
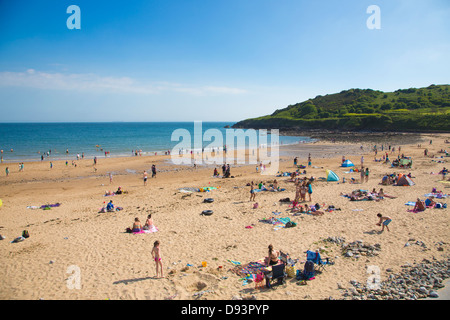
(151, 240, 163, 278)
(376, 213, 392, 232)
(143, 170, 148, 186)
(250, 182, 256, 201)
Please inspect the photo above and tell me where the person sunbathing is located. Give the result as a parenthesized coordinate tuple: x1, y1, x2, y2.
(143, 214, 154, 230)
(309, 207, 324, 216)
(264, 244, 280, 266)
(106, 200, 114, 212)
(377, 188, 396, 199)
(424, 197, 436, 207)
(291, 204, 305, 214)
(132, 218, 142, 233)
(414, 198, 426, 211)
(271, 179, 279, 191)
(350, 194, 379, 202)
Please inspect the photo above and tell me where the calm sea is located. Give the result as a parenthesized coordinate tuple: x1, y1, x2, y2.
(0, 122, 314, 162)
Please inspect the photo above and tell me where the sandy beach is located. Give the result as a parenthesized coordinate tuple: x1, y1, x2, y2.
(1, 132, 449, 300)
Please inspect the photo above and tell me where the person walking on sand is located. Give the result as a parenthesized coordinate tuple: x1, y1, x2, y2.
(365, 167, 369, 183)
(143, 170, 148, 186)
(5, 167, 9, 177)
(151, 240, 163, 278)
(306, 180, 313, 202)
(109, 172, 113, 184)
(151, 164, 156, 178)
(250, 182, 256, 202)
(376, 213, 392, 232)
(360, 167, 365, 183)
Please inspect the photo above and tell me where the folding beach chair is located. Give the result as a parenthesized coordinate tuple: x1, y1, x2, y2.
(265, 264, 287, 288)
(306, 250, 333, 272)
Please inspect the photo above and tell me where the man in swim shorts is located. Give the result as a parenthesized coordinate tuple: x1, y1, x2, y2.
(376, 213, 391, 232)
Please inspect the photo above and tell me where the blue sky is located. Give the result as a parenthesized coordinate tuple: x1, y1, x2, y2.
(0, 0, 449, 122)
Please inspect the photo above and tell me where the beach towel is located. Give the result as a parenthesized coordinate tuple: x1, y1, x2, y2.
(405, 201, 416, 206)
(199, 187, 218, 192)
(133, 225, 158, 234)
(259, 217, 283, 225)
(424, 193, 448, 198)
(277, 217, 289, 224)
(28, 203, 61, 210)
(407, 208, 424, 213)
(40, 203, 61, 208)
(231, 259, 275, 278)
(178, 187, 200, 193)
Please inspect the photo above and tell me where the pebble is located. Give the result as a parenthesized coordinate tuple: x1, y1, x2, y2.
(339, 258, 450, 300)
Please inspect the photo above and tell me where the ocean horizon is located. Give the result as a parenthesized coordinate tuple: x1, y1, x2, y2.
(0, 122, 314, 163)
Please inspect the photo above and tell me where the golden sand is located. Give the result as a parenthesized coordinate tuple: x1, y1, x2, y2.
(0, 133, 449, 300)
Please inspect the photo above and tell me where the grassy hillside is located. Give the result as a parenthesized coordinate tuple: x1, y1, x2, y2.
(232, 84, 450, 132)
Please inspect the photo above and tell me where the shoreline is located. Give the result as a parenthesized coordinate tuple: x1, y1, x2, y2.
(1, 132, 449, 300)
(1, 130, 438, 165)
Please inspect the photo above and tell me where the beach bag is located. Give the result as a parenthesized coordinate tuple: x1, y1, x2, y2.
(285, 221, 296, 228)
(22, 230, 30, 238)
(286, 266, 297, 278)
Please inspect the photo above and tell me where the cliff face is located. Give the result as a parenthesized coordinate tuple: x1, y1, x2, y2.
(232, 85, 450, 132)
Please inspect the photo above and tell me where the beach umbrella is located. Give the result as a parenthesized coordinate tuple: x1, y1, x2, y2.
(326, 170, 339, 182)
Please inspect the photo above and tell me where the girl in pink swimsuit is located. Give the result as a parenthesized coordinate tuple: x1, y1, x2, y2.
(151, 241, 163, 278)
